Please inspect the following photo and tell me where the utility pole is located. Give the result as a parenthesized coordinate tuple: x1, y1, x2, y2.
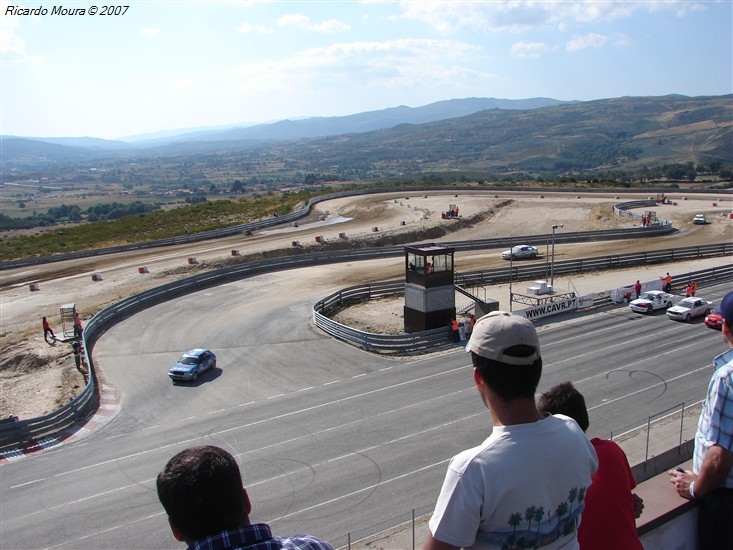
(551, 224, 564, 288)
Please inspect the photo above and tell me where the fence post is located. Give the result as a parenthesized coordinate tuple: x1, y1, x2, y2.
(679, 402, 686, 447)
(412, 509, 416, 550)
(645, 415, 652, 464)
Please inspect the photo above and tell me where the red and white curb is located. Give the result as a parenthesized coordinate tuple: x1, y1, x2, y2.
(0, 384, 120, 464)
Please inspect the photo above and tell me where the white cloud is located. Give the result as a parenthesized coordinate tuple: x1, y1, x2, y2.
(0, 7, 43, 65)
(566, 33, 609, 51)
(277, 13, 351, 33)
(399, 0, 708, 33)
(510, 41, 549, 59)
(228, 38, 488, 93)
(139, 28, 160, 37)
(313, 19, 351, 33)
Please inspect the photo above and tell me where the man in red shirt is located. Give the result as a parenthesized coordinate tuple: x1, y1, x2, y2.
(42, 317, 55, 343)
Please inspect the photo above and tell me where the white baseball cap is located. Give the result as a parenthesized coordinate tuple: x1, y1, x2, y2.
(465, 311, 540, 366)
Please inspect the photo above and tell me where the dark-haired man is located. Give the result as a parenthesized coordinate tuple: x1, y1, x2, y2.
(157, 445, 334, 550)
(424, 311, 598, 550)
(539, 381, 643, 550)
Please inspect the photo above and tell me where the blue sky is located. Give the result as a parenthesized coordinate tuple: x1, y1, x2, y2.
(2, 0, 731, 140)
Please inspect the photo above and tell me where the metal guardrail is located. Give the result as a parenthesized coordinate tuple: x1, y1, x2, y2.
(312, 245, 733, 354)
(457, 242, 733, 287)
(312, 281, 455, 353)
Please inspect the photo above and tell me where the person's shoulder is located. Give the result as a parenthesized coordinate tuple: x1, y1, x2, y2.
(546, 413, 582, 431)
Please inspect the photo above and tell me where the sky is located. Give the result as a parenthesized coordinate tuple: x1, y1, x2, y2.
(1, 0, 731, 140)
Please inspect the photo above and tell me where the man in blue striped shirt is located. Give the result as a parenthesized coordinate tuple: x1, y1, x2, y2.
(157, 446, 334, 550)
(670, 290, 733, 550)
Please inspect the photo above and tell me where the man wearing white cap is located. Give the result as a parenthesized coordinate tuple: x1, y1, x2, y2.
(424, 311, 598, 550)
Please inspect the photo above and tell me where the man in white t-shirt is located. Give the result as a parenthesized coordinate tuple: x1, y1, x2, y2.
(424, 311, 598, 550)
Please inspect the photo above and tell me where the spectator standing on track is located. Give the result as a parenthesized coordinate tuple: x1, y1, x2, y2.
(661, 272, 672, 293)
(450, 319, 460, 342)
(157, 445, 334, 550)
(634, 280, 642, 299)
(669, 290, 733, 550)
(42, 316, 55, 343)
(539, 382, 644, 550)
(424, 311, 598, 550)
(73, 311, 83, 340)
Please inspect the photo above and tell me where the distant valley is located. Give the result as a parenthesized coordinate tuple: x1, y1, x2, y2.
(1, 94, 731, 184)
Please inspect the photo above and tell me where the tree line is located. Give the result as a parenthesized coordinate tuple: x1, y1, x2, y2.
(1, 201, 161, 231)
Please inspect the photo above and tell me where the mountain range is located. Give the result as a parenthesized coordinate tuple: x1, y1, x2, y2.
(1, 95, 731, 177)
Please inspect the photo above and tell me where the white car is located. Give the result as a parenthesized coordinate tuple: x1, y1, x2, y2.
(629, 290, 675, 314)
(692, 214, 706, 225)
(666, 297, 713, 322)
(501, 245, 539, 260)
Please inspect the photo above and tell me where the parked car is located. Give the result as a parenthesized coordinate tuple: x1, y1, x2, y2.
(501, 245, 539, 260)
(692, 214, 706, 225)
(168, 348, 217, 382)
(704, 312, 724, 331)
(629, 290, 675, 314)
(666, 297, 713, 322)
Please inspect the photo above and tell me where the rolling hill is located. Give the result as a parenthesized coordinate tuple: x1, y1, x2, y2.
(1, 94, 730, 179)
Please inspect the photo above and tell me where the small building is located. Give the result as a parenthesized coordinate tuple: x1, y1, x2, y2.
(404, 244, 456, 333)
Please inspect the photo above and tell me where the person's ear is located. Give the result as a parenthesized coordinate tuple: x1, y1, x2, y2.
(473, 367, 484, 390)
(169, 517, 186, 542)
(723, 319, 733, 342)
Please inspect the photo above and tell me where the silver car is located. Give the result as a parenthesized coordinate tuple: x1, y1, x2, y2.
(168, 348, 217, 382)
(666, 297, 712, 322)
(501, 245, 539, 260)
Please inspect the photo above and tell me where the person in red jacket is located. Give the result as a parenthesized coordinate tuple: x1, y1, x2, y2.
(450, 319, 459, 342)
(539, 382, 644, 550)
(42, 317, 55, 343)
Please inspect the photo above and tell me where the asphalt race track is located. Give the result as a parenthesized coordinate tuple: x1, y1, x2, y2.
(1, 254, 730, 549)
